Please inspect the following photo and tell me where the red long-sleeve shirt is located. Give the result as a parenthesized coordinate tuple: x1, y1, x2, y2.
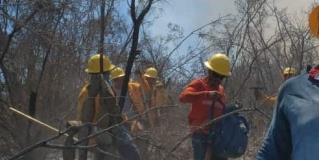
(179, 77, 225, 133)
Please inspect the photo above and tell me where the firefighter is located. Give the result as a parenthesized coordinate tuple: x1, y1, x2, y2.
(283, 67, 296, 81)
(77, 54, 140, 160)
(111, 67, 169, 129)
(253, 67, 297, 108)
(109, 67, 144, 133)
(136, 67, 168, 128)
(179, 53, 231, 160)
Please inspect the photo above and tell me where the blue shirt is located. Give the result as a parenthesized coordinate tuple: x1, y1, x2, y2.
(257, 73, 319, 160)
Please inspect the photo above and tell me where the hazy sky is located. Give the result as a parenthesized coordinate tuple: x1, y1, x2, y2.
(150, 0, 316, 36)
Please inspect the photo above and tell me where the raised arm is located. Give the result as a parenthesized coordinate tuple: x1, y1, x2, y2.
(179, 80, 210, 103)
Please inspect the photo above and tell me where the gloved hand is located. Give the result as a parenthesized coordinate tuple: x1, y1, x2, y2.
(208, 91, 222, 100)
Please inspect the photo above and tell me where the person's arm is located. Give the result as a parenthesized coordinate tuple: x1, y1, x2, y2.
(179, 80, 210, 103)
(256, 89, 292, 160)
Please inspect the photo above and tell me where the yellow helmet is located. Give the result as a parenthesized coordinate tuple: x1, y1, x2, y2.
(85, 54, 115, 73)
(204, 53, 231, 76)
(283, 67, 296, 75)
(144, 67, 158, 78)
(110, 67, 125, 80)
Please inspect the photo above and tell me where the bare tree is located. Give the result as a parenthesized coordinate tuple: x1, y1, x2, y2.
(119, 0, 154, 111)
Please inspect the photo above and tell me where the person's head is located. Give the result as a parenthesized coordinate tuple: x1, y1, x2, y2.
(204, 53, 231, 87)
(85, 54, 115, 74)
(143, 67, 158, 87)
(85, 54, 115, 81)
(283, 67, 296, 81)
(110, 67, 125, 89)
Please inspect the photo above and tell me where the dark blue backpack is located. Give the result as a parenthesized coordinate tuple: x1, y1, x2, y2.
(208, 104, 250, 158)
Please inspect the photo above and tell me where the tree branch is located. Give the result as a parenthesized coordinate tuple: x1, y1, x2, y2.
(0, 4, 43, 63)
(75, 105, 177, 145)
(130, 0, 137, 23)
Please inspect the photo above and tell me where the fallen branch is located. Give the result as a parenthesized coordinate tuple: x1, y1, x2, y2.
(75, 105, 178, 145)
(8, 128, 71, 160)
(96, 147, 121, 159)
(44, 143, 97, 150)
(7, 104, 177, 160)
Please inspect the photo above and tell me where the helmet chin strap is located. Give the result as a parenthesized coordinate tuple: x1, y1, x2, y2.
(99, 53, 104, 74)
